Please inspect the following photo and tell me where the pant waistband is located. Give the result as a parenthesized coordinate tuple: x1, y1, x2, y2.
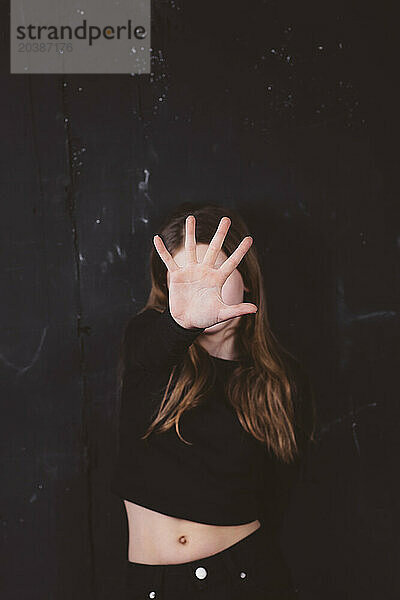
(126, 524, 284, 594)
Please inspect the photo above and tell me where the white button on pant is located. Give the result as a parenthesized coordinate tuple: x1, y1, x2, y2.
(148, 592, 156, 599)
(195, 566, 208, 579)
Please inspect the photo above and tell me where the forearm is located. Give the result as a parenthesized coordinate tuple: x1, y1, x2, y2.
(123, 304, 205, 374)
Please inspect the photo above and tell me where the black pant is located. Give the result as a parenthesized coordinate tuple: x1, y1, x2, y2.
(125, 524, 297, 599)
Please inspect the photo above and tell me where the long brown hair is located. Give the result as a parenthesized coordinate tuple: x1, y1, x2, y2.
(117, 203, 316, 465)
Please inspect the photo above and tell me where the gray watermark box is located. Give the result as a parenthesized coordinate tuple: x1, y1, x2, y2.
(10, 0, 150, 74)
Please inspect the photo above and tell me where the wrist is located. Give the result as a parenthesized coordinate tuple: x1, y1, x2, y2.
(167, 305, 203, 332)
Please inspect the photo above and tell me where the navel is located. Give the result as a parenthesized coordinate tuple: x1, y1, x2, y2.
(178, 535, 188, 545)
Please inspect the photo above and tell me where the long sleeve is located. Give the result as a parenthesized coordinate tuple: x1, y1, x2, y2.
(122, 304, 206, 375)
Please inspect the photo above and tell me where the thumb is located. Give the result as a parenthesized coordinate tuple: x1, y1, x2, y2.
(218, 303, 258, 323)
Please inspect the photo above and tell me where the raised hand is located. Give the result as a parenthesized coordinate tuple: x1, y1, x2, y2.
(153, 215, 258, 330)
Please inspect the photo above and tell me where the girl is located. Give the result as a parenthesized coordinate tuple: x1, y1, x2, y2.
(111, 204, 316, 599)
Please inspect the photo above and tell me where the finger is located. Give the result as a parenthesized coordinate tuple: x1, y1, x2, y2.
(217, 236, 253, 283)
(202, 216, 231, 267)
(185, 215, 197, 265)
(153, 235, 180, 272)
(218, 302, 258, 323)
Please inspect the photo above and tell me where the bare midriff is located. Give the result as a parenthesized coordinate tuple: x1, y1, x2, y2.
(123, 499, 261, 565)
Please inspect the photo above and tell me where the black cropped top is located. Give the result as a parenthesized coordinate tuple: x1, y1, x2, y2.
(110, 305, 310, 532)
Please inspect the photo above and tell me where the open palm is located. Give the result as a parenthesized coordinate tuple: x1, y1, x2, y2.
(153, 215, 258, 329)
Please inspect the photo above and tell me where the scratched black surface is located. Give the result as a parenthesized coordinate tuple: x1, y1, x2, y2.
(0, 1, 398, 598)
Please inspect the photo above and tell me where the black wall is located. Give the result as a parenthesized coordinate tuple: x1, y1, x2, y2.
(1, 1, 398, 598)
